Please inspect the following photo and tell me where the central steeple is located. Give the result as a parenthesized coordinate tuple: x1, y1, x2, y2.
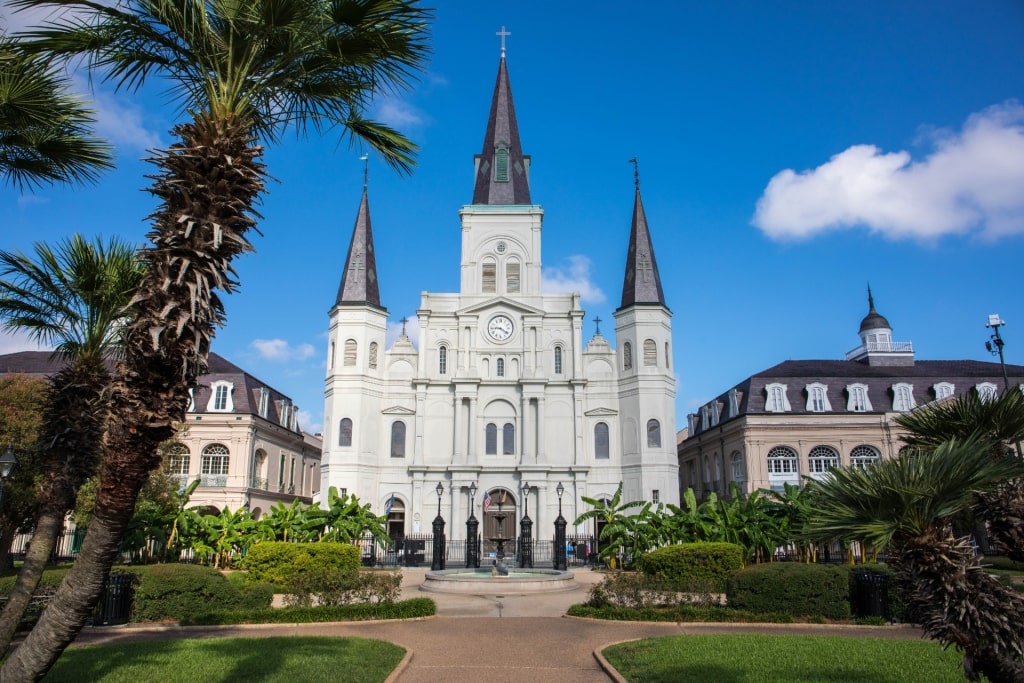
(472, 45, 531, 205)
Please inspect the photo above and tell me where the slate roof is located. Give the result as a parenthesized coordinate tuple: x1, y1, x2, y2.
(618, 186, 667, 310)
(472, 54, 532, 205)
(0, 351, 299, 430)
(689, 357, 1024, 438)
(335, 187, 384, 310)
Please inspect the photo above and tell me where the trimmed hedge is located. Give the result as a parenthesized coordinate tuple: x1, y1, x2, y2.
(567, 603, 794, 623)
(181, 597, 437, 625)
(242, 542, 360, 586)
(637, 542, 744, 592)
(129, 564, 273, 622)
(727, 562, 851, 619)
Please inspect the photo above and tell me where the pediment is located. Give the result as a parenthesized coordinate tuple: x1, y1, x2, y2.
(584, 407, 618, 417)
(458, 296, 546, 317)
(381, 406, 416, 415)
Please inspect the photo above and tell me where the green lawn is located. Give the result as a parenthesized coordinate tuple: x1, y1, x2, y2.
(43, 636, 404, 683)
(603, 634, 969, 683)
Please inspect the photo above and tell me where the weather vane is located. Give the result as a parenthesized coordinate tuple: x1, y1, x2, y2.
(629, 157, 640, 190)
(361, 154, 369, 189)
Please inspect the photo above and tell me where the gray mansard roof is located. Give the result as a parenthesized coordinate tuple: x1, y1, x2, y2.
(0, 351, 301, 431)
(688, 358, 1024, 438)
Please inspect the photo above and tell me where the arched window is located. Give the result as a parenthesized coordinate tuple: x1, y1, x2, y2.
(502, 423, 515, 454)
(766, 445, 799, 491)
(165, 444, 190, 489)
(808, 445, 839, 479)
(623, 342, 632, 370)
(485, 423, 498, 455)
(730, 451, 745, 482)
(933, 382, 955, 400)
(805, 383, 831, 412)
(368, 342, 378, 369)
(338, 418, 353, 447)
(765, 383, 791, 412)
(976, 382, 998, 401)
(850, 445, 880, 469)
(343, 339, 357, 367)
(439, 346, 448, 375)
(643, 339, 657, 366)
(554, 346, 563, 374)
(506, 259, 520, 293)
(646, 419, 661, 448)
(200, 444, 229, 486)
(496, 358, 505, 377)
(390, 421, 406, 458)
(482, 259, 496, 293)
(594, 422, 609, 459)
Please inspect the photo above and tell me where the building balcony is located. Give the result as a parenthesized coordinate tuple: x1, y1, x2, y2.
(248, 477, 268, 490)
(199, 474, 228, 487)
(845, 340, 913, 360)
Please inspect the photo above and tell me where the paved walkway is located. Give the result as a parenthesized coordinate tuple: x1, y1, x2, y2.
(69, 568, 924, 682)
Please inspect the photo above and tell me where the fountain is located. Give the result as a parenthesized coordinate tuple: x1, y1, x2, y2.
(421, 483, 577, 594)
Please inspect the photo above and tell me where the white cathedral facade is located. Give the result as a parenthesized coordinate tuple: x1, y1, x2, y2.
(320, 51, 678, 540)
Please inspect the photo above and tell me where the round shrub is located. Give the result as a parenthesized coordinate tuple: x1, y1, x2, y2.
(637, 542, 744, 592)
(726, 562, 851, 619)
(242, 542, 360, 586)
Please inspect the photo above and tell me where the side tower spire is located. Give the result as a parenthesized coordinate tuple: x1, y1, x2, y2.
(618, 159, 666, 309)
(472, 32, 531, 205)
(335, 179, 384, 310)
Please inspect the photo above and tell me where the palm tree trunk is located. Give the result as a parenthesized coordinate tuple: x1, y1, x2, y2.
(0, 508, 62, 654)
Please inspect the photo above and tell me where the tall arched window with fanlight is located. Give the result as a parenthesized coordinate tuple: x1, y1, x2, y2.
(439, 345, 448, 375)
(554, 345, 563, 374)
(594, 422, 609, 459)
(646, 419, 661, 448)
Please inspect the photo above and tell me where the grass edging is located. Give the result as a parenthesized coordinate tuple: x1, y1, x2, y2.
(181, 597, 436, 626)
(566, 603, 796, 623)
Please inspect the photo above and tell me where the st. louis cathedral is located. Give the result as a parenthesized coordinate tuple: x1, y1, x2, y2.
(320, 48, 678, 540)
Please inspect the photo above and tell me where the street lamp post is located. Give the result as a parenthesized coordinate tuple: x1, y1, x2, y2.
(518, 480, 533, 568)
(0, 445, 16, 511)
(465, 481, 479, 568)
(986, 314, 1022, 457)
(431, 481, 446, 570)
(554, 481, 567, 571)
(986, 314, 1011, 392)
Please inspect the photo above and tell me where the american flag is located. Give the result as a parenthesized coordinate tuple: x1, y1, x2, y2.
(482, 489, 491, 514)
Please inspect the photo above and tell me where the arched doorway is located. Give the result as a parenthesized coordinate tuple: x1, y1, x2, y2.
(481, 488, 518, 560)
(386, 499, 406, 538)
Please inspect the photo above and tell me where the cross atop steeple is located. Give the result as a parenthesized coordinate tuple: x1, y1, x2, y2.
(629, 157, 640, 190)
(400, 316, 408, 336)
(361, 154, 369, 189)
(496, 25, 511, 57)
(594, 316, 602, 336)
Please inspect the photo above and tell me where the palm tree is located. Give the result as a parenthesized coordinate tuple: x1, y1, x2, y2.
(0, 234, 142, 655)
(5, 2, 430, 676)
(805, 437, 1024, 683)
(0, 34, 113, 190)
(573, 483, 646, 568)
(895, 389, 1024, 561)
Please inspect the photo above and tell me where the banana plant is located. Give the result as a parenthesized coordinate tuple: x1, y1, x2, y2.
(573, 483, 646, 568)
(196, 506, 256, 568)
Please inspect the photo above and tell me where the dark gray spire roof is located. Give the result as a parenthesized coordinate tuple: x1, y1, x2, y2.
(335, 188, 384, 310)
(618, 186, 667, 310)
(859, 285, 890, 333)
(472, 55, 531, 205)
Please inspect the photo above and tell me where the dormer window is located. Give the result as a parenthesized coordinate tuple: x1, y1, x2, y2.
(207, 381, 234, 412)
(976, 382, 998, 401)
(805, 383, 832, 412)
(257, 388, 269, 418)
(494, 147, 509, 182)
(933, 382, 955, 400)
(892, 383, 916, 411)
(765, 383, 791, 413)
(846, 383, 871, 412)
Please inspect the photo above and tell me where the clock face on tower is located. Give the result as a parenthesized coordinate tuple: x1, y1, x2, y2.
(487, 314, 514, 341)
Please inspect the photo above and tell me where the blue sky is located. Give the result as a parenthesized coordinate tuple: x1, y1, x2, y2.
(2, 1, 1024, 436)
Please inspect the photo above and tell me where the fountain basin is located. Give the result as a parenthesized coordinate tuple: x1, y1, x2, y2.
(422, 568, 577, 594)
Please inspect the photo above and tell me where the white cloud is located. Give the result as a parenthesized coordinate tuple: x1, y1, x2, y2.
(296, 408, 322, 437)
(250, 338, 316, 362)
(374, 96, 425, 129)
(385, 316, 419, 349)
(541, 255, 606, 304)
(752, 101, 1024, 241)
(70, 77, 163, 152)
